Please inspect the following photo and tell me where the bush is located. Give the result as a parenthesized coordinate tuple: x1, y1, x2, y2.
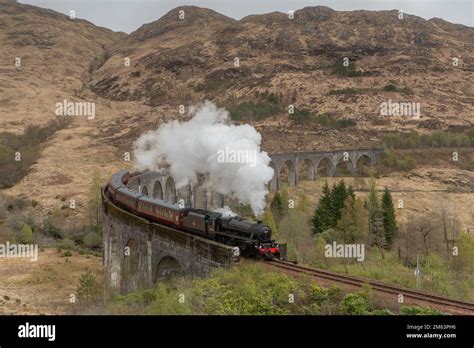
(57, 238, 75, 250)
(383, 84, 398, 92)
(340, 292, 370, 315)
(400, 306, 441, 315)
(76, 269, 100, 303)
(61, 250, 73, 257)
(83, 232, 102, 249)
(20, 224, 34, 244)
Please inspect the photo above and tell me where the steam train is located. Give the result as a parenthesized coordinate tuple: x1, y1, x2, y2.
(105, 170, 281, 259)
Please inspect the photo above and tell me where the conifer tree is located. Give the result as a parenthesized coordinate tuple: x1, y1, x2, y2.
(367, 178, 386, 249)
(381, 187, 397, 248)
(330, 180, 347, 223)
(312, 181, 333, 234)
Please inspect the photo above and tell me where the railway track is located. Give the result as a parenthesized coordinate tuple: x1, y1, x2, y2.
(265, 259, 474, 314)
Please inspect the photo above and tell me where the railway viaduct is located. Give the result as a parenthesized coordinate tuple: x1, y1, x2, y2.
(102, 189, 239, 297)
(269, 148, 383, 191)
(103, 148, 382, 296)
(127, 148, 383, 208)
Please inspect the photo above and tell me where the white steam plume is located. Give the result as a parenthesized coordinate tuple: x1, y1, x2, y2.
(132, 101, 274, 216)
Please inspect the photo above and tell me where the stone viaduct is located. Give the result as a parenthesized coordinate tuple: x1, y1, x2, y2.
(102, 188, 239, 297)
(269, 148, 383, 191)
(127, 148, 383, 207)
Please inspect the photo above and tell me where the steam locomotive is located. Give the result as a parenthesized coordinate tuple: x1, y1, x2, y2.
(105, 170, 281, 259)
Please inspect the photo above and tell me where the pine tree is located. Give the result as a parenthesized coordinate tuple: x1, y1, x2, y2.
(76, 269, 99, 303)
(367, 178, 386, 249)
(381, 187, 397, 248)
(21, 224, 34, 244)
(371, 209, 386, 250)
(330, 180, 347, 224)
(312, 181, 334, 234)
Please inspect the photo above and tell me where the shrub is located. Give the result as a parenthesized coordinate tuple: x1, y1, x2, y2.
(83, 232, 102, 249)
(61, 250, 73, 257)
(57, 238, 75, 250)
(383, 84, 398, 92)
(20, 224, 34, 244)
(76, 269, 100, 303)
(340, 292, 370, 315)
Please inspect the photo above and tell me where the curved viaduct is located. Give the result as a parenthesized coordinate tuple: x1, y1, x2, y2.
(102, 188, 239, 297)
(127, 148, 383, 208)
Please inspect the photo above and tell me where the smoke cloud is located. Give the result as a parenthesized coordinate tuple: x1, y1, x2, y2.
(133, 101, 274, 216)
